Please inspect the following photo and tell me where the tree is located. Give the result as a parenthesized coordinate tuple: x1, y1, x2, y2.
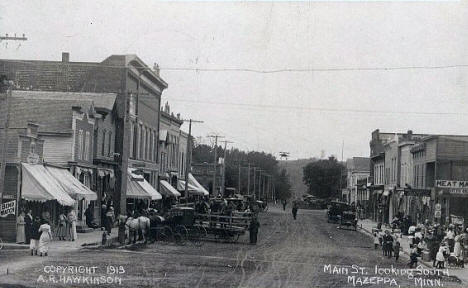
(275, 168, 292, 201)
(302, 156, 344, 199)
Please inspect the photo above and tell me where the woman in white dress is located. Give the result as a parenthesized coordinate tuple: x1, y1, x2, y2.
(67, 209, 78, 241)
(16, 211, 26, 244)
(38, 220, 52, 257)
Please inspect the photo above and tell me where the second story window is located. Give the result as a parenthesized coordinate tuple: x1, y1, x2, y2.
(108, 131, 112, 157)
(77, 130, 84, 160)
(84, 131, 90, 161)
(101, 130, 106, 156)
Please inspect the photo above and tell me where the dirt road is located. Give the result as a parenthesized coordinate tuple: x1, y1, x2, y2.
(0, 206, 464, 287)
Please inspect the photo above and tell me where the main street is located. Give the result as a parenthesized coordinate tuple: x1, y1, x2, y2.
(0, 206, 464, 288)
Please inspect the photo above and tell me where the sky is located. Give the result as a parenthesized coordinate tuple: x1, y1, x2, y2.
(1, 0, 468, 160)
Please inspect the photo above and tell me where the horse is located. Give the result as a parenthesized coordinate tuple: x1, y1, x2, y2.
(125, 215, 151, 244)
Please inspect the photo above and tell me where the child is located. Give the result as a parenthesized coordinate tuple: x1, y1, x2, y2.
(373, 233, 379, 249)
(394, 241, 400, 262)
(436, 247, 445, 269)
(408, 245, 418, 268)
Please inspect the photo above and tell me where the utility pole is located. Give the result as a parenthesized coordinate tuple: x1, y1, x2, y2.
(252, 167, 256, 199)
(238, 162, 241, 195)
(247, 163, 251, 196)
(220, 140, 233, 197)
(339, 140, 344, 200)
(207, 134, 224, 196)
(182, 119, 203, 199)
(0, 80, 12, 205)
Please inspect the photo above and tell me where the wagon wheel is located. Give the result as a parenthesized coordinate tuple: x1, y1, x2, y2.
(175, 225, 188, 245)
(191, 225, 206, 247)
(158, 225, 174, 244)
(230, 232, 240, 243)
(189, 226, 206, 247)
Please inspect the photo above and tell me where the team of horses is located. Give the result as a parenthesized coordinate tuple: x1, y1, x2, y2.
(121, 209, 162, 244)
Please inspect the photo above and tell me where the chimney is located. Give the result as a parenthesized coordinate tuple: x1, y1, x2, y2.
(153, 63, 160, 76)
(62, 52, 70, 63)
(407, 130, 413, 140)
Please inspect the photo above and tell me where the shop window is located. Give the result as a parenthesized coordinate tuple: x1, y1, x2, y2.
(77, 130, 83, 160)
(108, 131, 112, 157)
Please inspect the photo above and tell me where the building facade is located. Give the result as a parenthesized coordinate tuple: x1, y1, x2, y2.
(0, 53, 168, 214)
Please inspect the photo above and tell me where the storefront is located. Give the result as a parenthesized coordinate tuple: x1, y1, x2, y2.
(435, 180, 468, 227)
(126, 168, 162, 213)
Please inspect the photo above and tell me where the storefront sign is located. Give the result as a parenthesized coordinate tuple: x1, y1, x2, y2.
(437, 188, 468, 197)
(0, 200, 16, 217)
(450, 214, 464, 225)
(436, 180, 468, 197)
(26, 152, 40, 164)
(436, 180, 468, 188)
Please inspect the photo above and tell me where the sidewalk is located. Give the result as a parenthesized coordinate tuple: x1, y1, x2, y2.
(2, 227, 118, 250)
(359, 218, 468, 284)
(0, 228, 118, 276)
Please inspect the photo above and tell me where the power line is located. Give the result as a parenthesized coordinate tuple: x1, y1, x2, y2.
(2, 58, 468, 73)
(167, 98, 468, 116)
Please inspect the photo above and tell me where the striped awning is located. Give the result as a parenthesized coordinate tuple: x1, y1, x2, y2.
(188, 173, 210, 196)
(46, 166, 97, 201)
(160, 180, 181, 197)
(127, 168, 162, 200)
(21, 163, 75, 206)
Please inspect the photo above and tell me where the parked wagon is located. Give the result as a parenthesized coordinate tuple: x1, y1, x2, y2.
(151, 207, 206, 246)
(195, 211, 253, 243)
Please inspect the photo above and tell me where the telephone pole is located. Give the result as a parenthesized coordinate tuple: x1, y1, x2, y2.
(0, 80, 13, 205)
(207, 134, 224, 196)
(220, 140, 233, 197)
(247, 163, 251, 196)
(182, 119, 203, 198)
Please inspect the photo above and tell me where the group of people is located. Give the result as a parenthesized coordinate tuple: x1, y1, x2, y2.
(373, 217, 467, 269)
(55, 208, 78, 241)
(16, 210, 55, 256)
(373, 230, 402, 263)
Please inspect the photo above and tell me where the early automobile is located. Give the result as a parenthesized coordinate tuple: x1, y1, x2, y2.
(327, 201, 358, 230)
(339, 210, 358, 231)
(327, 201, 350, 223)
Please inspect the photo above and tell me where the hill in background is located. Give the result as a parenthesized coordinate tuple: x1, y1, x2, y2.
(279, 158, 318, 199)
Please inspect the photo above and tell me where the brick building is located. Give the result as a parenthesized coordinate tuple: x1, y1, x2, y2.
(0, 53, 168, 214)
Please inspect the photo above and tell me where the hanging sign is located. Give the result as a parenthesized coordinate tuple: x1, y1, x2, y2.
(451, 214, 464, 225)
(436, 180, 468, 197)
(0, 200, 16, 217)
(434, 210, 441, 219)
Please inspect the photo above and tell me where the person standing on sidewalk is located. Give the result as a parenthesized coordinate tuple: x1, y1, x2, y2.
(16, 211, 26, 244)
(67, 208, 78, 241)
(57, 211, 67, 241)
(394, 240, 400, 262)
(38, 219, 52, 257)
(30, 217, 41, 256)
(373, 233, 380, 249)
(105, 206, 115, 235)
(24, 210, 33, 244)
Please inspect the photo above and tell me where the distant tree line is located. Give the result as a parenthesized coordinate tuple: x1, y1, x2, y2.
(192, 144, 292, 200)
(302, 156, 345, 199)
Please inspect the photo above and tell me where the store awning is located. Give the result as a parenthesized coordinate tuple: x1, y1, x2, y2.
(177, 180, 200, 194)
(45, 166, 97, 201)
(21, 163, 75, 206)
(160, 180, 181, 197)
(127, 169, 162, 200)
(188, 173, 210, 196)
